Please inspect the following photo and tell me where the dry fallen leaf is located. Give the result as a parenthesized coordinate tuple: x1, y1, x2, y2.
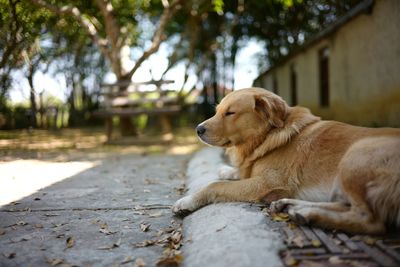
(99, 222, 108, 229)
(98, 238, 121, 250)
(0, 228, 5, 235)
(174, 185, 187, 196)
(34, 224, 43, 229)
(140, 223, 150, 232)
(311, 239, 322, 247)
(148, 212, 163, 218)
(4, 252, 16, 259)
(216, 225, 227, 232)
(156, 252, 183, 267)
(144, 178, 160, 185)
(44, 213, 60, 217)
(66, 237, 74, 248)
(300, 260, 326, 267)
(121, 256, 134, 265)
(46, 258, 64, 266)
(329, 256, 343, 264)
(363, 236, 377, 245)
(134, 239, 157, 247)
(283, 253, 297, 266)
(271, 213, 290, 222)
(99, 228, 117, 235)
(134, 257, 146, 267)
(290, 235, 304, 248)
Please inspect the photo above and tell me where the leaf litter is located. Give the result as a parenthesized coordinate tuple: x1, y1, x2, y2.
(133, 221, 184, 266)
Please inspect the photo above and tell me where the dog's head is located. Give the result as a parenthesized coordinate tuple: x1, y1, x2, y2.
(196, 87, 289, 147)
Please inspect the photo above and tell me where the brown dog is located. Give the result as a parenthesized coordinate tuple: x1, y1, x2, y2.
(172, 88, 400, 234)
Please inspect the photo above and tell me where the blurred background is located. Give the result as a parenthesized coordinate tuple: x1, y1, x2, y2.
(0, 0, 399, 139)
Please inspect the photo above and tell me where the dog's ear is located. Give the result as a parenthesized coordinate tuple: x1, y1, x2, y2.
(254, 95, 288, 128)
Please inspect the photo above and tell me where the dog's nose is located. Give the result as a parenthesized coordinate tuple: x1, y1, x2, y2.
(196, 125, 206, 136)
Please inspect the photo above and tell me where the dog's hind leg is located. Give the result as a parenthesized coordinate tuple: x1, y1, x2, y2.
(286, 202, 385, 234)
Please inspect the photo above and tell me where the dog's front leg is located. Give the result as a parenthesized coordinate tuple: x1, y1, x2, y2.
(172, 176, 288, 215)
(218, 164, 240, 180)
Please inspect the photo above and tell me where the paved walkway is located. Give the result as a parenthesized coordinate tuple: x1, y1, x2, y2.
(2, 145, 400, 267)
(0, 151, 189, 266)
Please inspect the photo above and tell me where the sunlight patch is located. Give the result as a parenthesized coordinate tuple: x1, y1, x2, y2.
(0, 160, 96, 206)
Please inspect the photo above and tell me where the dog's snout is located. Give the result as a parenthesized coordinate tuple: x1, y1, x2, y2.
(196, 125, 206, 136)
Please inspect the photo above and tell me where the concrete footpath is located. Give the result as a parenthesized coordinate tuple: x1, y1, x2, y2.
(0, 151, 189, 266)
(180, 148, 284, 267)
(0, 147, 285, 267)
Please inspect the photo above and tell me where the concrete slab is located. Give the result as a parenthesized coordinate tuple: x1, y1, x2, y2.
(180, 147, 285, 267)
(0, 153, 188, 266)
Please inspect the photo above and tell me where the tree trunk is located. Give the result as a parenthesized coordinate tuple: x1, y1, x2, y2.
(28, 63, 37, 128)
(117, 79, 137, 136)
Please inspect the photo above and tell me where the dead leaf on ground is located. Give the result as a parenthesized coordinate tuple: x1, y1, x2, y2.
(271, 213, 290, 222)
(34, 224, 43, 229)
(156, 227, 175, 237)
(311, 239, 322, 247)
(156, 250, 183, 267)
(99, 228, 117, 235)
(46, 258, 64, 266)
(288, 234, 305, 248)
(328, 256, 343, 264)
(134, 239, 157, 248)
(16, 220, 28, 226)
(174, 185, 187, 196)
(363, 236, 378, 245)
(66, 237, 74, 248)
(216, 225, 227, 232)
(283, 253, 297, 266)
(144, 178, 160, 185)
(0, 228, 5, 235)
(134, 257, 146, 267)
(44, 213, 60, 217)
(140, 223, 150, 232)
(121, 256, 134, 265)
(148, 212, 163, 218)
(99, 222, 108, 229)
(300, 260, 326, 267)
(98, 238, 121, 250)
(98, 222, 117, 235)
(3, 252, 16, 259)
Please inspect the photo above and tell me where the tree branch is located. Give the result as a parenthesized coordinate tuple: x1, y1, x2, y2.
(29, 0, 111, 61)
(94, 0, 123, 76)
(124, 0, 184, 79)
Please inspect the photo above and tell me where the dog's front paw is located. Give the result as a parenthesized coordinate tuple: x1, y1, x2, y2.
(270, 198, 294, 213)
(172, 195, 197, 216)
(218, 165, 239, 180)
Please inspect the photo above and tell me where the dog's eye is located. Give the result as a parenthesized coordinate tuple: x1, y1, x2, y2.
(225, 111, 235, 116)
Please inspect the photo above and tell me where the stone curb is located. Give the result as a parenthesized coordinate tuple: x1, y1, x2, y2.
(181, 147, 285, 267)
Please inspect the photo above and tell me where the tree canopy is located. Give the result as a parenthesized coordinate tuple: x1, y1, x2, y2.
(0, 0, 362, 127)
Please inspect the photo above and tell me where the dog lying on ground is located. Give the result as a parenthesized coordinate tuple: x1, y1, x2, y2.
(172, 87, 400, 234)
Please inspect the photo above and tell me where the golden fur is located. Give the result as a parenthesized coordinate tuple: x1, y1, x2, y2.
(172, 88, 400, 234)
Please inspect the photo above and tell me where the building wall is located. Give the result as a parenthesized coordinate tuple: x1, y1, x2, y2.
(254, 0, 400, 127)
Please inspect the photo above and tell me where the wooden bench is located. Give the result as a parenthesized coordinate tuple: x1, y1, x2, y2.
(93, 80, 181, 142)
